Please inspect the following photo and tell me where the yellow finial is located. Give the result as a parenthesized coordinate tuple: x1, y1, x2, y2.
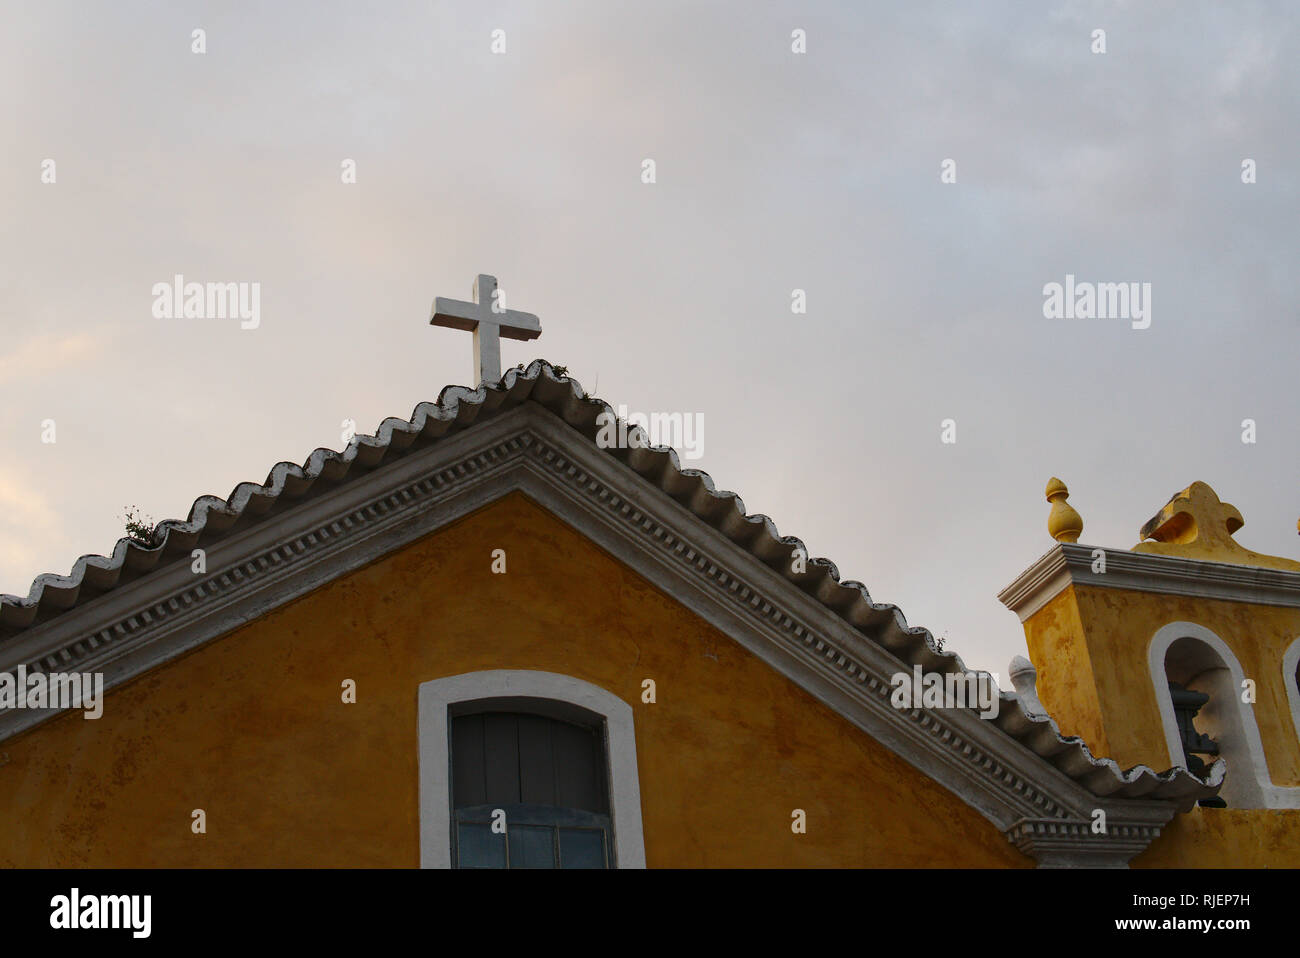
(1046, 477, 1083, 544)
(1133, 481, 1300, 571)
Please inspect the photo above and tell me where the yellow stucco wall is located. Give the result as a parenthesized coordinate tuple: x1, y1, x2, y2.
(1134, 805, 1300, 867)
(0, 492, 1030, 868)
(1022, 587, 1110, 756)
(1027, 584, 1300, 785)
(1023, 580, 1300, 867)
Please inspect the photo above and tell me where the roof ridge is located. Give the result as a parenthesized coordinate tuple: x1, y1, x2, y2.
(0, 359, 1222, 803)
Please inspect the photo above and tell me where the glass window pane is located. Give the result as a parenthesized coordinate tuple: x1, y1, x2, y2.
(457, 822, 506, 869)
(559, 828, 607, 869)
(508, 825, 556, 869)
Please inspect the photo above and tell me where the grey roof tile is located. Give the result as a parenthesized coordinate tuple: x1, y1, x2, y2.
(0, 359, 1223, 804)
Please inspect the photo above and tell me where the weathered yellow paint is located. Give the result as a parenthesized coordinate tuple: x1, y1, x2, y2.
(1133, 481, 1300, 572)
(1045, 477, 1083, 544)
(1020, 568, 1300, 866)
(1026, 584, 1300, 787)
(1021, 586, 1110, 756)
(1135, 806, 1300, 868)
(0, 493, 1031, 868)
(1016, 481, 1300, 865)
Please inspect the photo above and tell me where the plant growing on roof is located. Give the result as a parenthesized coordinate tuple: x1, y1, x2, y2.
(121, 505, 160, 548)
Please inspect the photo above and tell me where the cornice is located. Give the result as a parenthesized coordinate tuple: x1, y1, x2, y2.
(0, 363, 1219, 865)
(1006, 816, 1167, 868)
(999, 542, 1300, 623)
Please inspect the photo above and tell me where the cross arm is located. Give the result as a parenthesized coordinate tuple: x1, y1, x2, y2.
(430, 298, 479, 332)
(498, 311, 542, 340)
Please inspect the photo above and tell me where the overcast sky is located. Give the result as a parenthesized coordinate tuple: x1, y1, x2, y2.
(2, 1, 1297, 683)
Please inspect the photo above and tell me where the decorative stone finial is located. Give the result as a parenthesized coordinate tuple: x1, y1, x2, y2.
(1008, 655, 1047, 719)
(1045, 477, 1083, 544)
(1133, 481, 1300, 572)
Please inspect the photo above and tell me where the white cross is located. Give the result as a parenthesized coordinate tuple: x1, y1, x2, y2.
(429, 274, 541, 386)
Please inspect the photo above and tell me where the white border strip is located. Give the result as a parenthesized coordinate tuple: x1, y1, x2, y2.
(1283, 637, 1300, 749)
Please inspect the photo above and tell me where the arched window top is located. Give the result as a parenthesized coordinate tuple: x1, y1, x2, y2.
(418, 671, 646, 868)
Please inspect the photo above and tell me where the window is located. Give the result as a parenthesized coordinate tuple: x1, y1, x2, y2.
(1148, 622, 1300, 809)
(451, 710, 611, 868)
(418, 670, 646, 868)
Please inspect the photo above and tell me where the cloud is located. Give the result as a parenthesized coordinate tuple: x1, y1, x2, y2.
(0, 333, 102, 386)
(0, 469, 61, 593)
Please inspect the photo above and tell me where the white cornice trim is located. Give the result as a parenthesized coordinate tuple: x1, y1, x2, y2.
(0, 403, 1189, 865)
(999, 544, 1300, 622)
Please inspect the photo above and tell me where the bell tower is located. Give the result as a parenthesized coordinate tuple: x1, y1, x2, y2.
(999, 480, 1300, 809)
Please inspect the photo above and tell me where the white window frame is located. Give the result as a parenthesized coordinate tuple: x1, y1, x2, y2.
(1148, 621, 1300, 808)
(1283, 636, 1300, 747)
(418, 669, 647, 868)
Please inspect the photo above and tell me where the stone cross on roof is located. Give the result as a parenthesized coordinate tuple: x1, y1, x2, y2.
(429, 273, 541, 386)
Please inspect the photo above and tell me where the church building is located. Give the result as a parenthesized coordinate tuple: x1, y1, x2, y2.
(1, 277, 1296, 868)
